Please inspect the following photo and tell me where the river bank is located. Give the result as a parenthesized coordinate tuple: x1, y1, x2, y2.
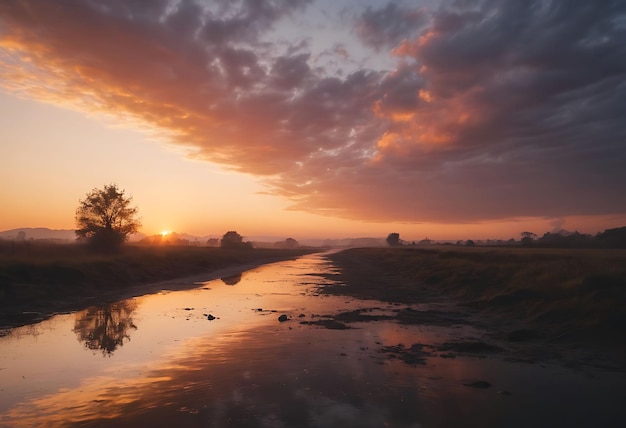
(0, 244, 315, 329)
(322, 246, 626, 371)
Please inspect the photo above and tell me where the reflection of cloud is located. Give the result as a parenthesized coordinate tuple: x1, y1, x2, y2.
(1, 1, 625, 222)
(1, 327, 424, 427)
(73, 300, 138, 356)
(355, 3, 428, 50)
(1, 375, 171, 428)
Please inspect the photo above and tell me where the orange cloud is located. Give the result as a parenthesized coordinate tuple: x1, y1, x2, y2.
(1, 0, 625, 224)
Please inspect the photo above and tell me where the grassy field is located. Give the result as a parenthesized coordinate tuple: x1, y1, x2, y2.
(0, 242, 314, 327)
(327, 246, 626, 346)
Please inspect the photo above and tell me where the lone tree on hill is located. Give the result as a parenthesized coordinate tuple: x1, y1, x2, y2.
(220, 231, 252, 249)
(75, 184, 141, 251)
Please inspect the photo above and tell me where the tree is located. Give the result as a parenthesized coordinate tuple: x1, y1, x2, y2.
(220, 231, 251, 249)
(275, 238, 299, 249)
(520, 231, 537, 247)
(386, 232, 401, 246)
(75, 184, 140, 250)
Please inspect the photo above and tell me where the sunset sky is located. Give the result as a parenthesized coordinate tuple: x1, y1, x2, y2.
(1, 0, 625, 241)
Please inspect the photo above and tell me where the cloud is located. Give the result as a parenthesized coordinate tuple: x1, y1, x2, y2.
(1, 0, 625, 223)
(355, 2, 428, 50)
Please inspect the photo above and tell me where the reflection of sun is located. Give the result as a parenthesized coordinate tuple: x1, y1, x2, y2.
(161, 230, 171, 237)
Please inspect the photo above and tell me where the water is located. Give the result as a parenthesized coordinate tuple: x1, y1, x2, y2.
(0, 253, 624, 427)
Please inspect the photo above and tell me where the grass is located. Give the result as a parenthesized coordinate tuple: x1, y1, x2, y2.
(327, 246, 626, 344)
(0, 241, 315, 326)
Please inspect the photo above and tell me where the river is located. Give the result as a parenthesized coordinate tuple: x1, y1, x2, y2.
(0, 252, 624, 427)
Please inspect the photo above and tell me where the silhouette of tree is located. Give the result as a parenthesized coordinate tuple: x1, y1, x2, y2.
(206, 238, 220, 247)
(73, 300, 137, 356)
(465, 239, 475, 247)
(275, 238, 299, 249)
(520, 231, 537, 246)
(220, 231, 251, 249)
(596, 226, 626, 248)
(75, 184, 140, 251)
(386, 233, 401, 246)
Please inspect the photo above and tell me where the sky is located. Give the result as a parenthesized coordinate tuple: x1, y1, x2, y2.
(1, 0, 625, 241)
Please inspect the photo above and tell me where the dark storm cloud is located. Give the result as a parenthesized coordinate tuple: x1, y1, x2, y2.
(1, 0, 625, 222)
(355, 2, 428, 49)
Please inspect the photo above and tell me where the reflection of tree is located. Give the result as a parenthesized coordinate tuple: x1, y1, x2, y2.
(73, 300, 138, 356)
(221, 273, 242, 286)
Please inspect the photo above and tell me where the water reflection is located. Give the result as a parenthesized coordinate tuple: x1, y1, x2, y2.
(2, 253, 625, 427)
(73, 300, 138, 356)
(2, 327, 426, 427)
(220, 273, 242, 285)
(5, 321, 625, 428)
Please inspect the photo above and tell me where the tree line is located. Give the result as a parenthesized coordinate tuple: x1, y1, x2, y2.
(386, 227, 626, 249)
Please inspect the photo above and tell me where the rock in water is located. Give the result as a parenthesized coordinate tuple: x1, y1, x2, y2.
(278, 314, 289, 322)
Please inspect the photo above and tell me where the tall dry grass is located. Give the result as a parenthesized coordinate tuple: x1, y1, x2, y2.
(329, 246, 626, 341)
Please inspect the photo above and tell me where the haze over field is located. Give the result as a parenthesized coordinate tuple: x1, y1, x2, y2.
(1, 0, 625, 240)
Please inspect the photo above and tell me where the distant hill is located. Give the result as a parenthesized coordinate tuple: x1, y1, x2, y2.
(0, 227, 76, 241)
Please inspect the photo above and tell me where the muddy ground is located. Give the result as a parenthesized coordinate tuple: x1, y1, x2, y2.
(311, 248, 626, 373)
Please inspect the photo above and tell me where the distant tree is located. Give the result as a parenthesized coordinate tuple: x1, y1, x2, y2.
(206, 238, 220, 247)
(284, 237, 299, 248)
(596, 226, 626, 248)
(537, 231, 594, 248)
(386, 233, 401, 246)
(520, 231, 537, 247)
(220, 231, 252, 249)
(275, 238, 299, 249)
(75, 184, 140, 251)
(465, 239, 475, 247)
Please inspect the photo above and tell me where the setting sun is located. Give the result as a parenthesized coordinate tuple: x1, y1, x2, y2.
(160, 231, 171, 237)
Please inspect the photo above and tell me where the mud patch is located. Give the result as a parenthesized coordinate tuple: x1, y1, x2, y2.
(333, 308, 395, 323)
(437, 340, 504, 354)
(379, 343, 435, 365)
(395, 307, 468, 326)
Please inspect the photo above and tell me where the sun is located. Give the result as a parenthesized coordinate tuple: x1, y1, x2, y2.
(160, 230, 171, 237)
